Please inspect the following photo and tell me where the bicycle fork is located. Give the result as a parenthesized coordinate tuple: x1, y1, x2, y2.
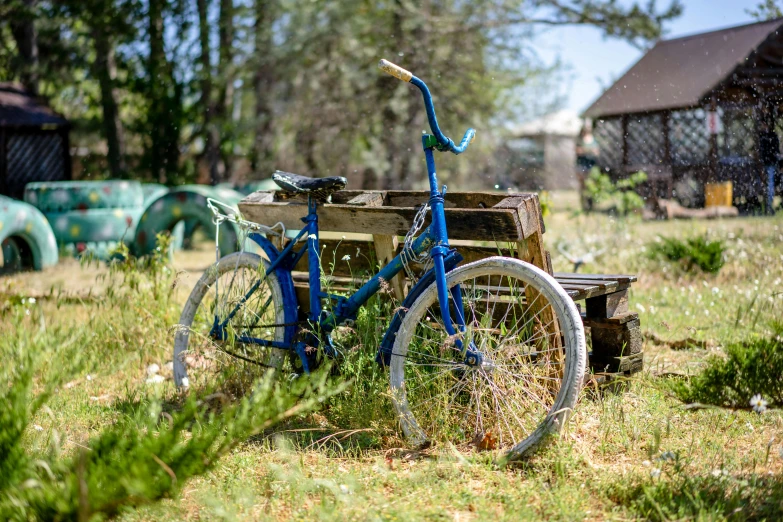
(424, 137, 483, 368)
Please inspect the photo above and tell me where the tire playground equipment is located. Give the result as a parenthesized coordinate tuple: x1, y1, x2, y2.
(45, 208, 141, 244)
(24, 180, 144, 212)
(133, 185, 247, 258)
(0, 196, 58, 273)
(141, 183, 170, 205)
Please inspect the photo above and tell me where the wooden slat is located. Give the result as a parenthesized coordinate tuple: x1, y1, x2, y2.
(556, 279, 618, 291)
(557, 283, 630, 301)
(373, 234, 405, 300)
(554, 272, 638, 284)
(239, 191, 538, 241)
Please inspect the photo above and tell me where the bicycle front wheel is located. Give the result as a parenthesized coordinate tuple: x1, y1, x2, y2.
(173, 252, 288, 391)
(389, 257, 586, 460)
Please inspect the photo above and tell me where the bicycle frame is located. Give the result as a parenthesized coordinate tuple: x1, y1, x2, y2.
(210, 66, 483, 367)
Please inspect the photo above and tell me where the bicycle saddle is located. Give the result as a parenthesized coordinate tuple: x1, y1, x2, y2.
(272, 171, 347, 201)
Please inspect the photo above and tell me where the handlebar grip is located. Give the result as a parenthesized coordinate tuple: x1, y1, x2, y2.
(378, 59, 413, 83)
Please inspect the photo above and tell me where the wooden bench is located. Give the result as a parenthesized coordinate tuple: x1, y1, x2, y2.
(239, 190, 643, 376)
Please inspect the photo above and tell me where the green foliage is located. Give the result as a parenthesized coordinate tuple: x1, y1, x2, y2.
(0, 0, 681, 186)
(583, 167, 648, 215)
(747, 0, 783, 20)
(671, 324, 783, 409)
(610, 466, 783, 521)
(0, 237, 340, 520)
(647, 234, 725, 274)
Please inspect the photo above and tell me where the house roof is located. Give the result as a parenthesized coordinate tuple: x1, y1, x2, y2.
(584, 18, 783, 118)
(0, 83, 69, 127)
(508, 110, 582, 137)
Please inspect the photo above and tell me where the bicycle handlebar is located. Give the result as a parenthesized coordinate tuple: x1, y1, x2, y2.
(378, 58, 475, 155)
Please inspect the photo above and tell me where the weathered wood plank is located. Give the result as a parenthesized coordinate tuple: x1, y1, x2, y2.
(586, 288, 630, 318)
(240, 202, 526, 241)
(554, 272, 638, 284)
(373, 234, 405, 300)
(346, 192, 385, 206)
(240, 192, 538, 241)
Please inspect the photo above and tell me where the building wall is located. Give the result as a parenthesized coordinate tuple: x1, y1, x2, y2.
(543, 135, 578, 190)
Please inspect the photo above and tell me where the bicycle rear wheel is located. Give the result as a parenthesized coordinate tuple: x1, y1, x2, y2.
(389, 257, 586, 460)
(173, 252, 288, 391)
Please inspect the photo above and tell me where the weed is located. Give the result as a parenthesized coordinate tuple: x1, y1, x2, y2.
(648, 234, 725, 273)
(583, 167, 647, 216)
(671, 324, 783, 409)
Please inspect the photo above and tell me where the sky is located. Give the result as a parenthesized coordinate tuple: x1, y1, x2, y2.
(534, 0, 764, 115)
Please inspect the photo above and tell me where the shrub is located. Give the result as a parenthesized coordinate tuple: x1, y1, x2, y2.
(583, 167, 647, 215)
(0, 236, 341, 520)
(648, 235, 725, 274)
(672, 324, 783, 409)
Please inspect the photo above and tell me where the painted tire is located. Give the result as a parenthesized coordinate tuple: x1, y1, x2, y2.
(142, 183, 170, 205)
(217, 179, 277, 196)
(24, 180, 144, 212)
(133, 185, 245, 258)
(62, 241, 124, 261)
(45, 208, 142, 244)
(0, 195, 58, 272)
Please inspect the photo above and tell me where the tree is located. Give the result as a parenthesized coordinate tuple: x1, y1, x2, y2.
(197, 0, 222, 184)
(8, 0, 38, 95)
(145, 0, 184, 183)
(747, 0, 783, 20)
(0, 0, 684, 187)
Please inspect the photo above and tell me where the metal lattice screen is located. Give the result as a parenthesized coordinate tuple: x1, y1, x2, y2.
(627, 114, 665, 165)
(593, 117, 623, 172)
(669, 109, 709, 166)
(4, 131, 67, 199)
(719, 107, 755, 158)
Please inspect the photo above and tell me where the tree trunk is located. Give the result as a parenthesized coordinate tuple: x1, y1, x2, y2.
(147, 0, 180, 183)
(10, 0, 39, 95)
(197, 0, 223, 185)
(148, 0, 166, 182)
(93, 27, 127, 178)
(215, 0, 234, 178)
(252, 0, 275, 178)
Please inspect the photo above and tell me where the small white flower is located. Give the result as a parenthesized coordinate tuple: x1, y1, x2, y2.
(642, 460, 651, 467)
(750, 394, 768, 414)
(146, 364, 160, 376)
(650, 468, 661, 478)
(28, 297, 36, 304)
(711, 469, 722, 478)
(339, 484, 350, 494)
(86, 374, 92, 381)
(33, 425, 44, 432)
(181, 377, 190, 388)
(146, 374, 165, 384)
(308, 234, 317, 240)
(636, 303, 646, 313)
(712, 287, 720, 294)
(341, 255, 351, 261)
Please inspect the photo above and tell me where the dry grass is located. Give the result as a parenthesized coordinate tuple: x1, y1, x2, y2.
(4, 190, 783, 520)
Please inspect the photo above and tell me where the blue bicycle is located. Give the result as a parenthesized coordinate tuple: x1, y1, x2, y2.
(174, 60, 586, 459)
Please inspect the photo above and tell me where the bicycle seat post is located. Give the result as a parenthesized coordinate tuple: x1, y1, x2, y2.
(304, 194, 321, 323)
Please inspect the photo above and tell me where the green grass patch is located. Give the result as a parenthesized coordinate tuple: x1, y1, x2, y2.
(648, 234, 725, 274)
(672, 323, 783, 409)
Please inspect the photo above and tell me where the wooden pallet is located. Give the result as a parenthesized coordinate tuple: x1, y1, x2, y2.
(239, 189, 642, 375)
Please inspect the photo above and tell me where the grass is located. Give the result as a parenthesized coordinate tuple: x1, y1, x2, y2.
(2, 190, 783, 520)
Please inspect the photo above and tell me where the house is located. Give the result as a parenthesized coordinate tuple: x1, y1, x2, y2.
(584, 18, 783, 210)
(0, 83, 71, 200)
(501, 110, 582, 190)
